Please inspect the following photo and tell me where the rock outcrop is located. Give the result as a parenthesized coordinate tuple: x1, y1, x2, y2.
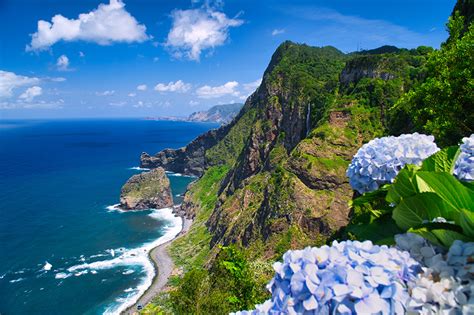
(140, 120, 235, 176)
(120, 167, 173, 210)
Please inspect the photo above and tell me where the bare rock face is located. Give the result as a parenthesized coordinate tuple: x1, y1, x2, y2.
(120, 167, 173, 210)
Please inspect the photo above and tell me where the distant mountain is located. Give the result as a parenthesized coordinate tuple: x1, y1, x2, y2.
(187, 103, 243, 124)
(146, 103, 243, 124)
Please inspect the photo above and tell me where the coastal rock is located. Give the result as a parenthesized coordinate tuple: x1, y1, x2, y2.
(120, 167, 173, 210)
(139, 120, 235, 176)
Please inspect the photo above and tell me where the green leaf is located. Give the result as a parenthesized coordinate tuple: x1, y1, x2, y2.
(431, 229, 470, 247)
(408, 227, 443, 246)
(459, 208, 474, 238)
(415, 172, 474, 210)
(409, 225, 469, 248)
(386, 165, 419, 204)
(346, 215, 402, 245)
(392, 192, 458, 230)
(420, 146, 460, 173)
(351, 188, 388, 207)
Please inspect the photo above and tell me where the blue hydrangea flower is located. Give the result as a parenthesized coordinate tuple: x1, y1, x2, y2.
(395, 234, 474, 314)
(346, 133, 440, 194)
(233, 240, 421, 315)
(454, 134, 474, 182)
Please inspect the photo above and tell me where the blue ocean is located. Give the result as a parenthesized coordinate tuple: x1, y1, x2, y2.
(0, 119, 216, 315)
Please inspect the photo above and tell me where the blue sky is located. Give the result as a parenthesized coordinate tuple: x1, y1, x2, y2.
(0, 0, 455, 119)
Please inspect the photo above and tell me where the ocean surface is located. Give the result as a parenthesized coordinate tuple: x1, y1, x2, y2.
(0, 119, 216, 315)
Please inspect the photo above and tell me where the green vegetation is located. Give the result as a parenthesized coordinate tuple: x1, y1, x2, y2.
(169, 165, 230, 270)
(144, 6, 473, 314)
(169, 246, 269, 314)
(391, 14, 474, 146)
(344, 145, 474, 248)
(205, 108, 257, 167)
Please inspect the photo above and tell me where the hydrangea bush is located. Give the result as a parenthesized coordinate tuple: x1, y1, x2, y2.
(346, 133, 440, 194)
(234, 235, 473, 315)
(234, 240, 421, 314)
(454, 134, 474, 182)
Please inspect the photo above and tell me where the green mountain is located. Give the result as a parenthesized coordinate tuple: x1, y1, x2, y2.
(137, 2, 473, 313)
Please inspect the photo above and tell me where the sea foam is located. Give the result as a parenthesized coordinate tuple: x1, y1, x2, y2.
(64, 207, 182, 315)
(129, 167, 150, 171)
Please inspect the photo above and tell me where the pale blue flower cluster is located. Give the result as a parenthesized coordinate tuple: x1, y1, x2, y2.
(346, 133, 440, 194)
(454, 134, 474, 182)
(395, 234, 473, 314)
(234, 240, 420, 315)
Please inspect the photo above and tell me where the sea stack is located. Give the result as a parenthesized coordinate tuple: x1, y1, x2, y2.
(120, 167, 173, 210)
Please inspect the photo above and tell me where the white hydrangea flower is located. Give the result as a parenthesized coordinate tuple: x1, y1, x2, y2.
(454, 134, 474, 182)
(346, 133, 440, 194)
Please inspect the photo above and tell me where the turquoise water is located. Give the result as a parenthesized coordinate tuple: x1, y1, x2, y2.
(0, 119, 215, 314)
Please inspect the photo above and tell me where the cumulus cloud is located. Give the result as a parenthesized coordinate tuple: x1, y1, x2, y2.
(189, 100, 200, 106)
(56, 55, 70, 71)
(136, 84, 147, 91)
(196, 81, 239, 99)
(154, 80, 191, 93)
(128, 92, 136, 97)
(19, 86, 43, 102)
(243, 79, 261, 91)
(109, 101, 127, 106)
(271, 28, 285, 36)
(96, 90, 115, 96)
(0, 70, 40, 98)
(166, 8, 243, 60)
(27, 0, 149, 51)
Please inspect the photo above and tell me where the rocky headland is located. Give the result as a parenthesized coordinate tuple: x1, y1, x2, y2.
(119, 167, 173, 210)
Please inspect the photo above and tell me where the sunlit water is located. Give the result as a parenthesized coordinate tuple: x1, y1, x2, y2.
(0, 119, 216, 314)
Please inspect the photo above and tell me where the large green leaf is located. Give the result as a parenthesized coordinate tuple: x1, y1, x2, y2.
(386, 165, 419, 204)
(415, 172, 474, 210)
(351, 187, 388, 207)
(431, 229, 470, 247)
(392, 192, 458, 230)
(459, 209, 474, 238)
(409, 225, 469, 247)
(420, 146, 459, 173)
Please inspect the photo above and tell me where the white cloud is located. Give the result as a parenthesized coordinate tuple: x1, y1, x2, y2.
(56, 55, 70, 71)
(136, 84, 147, 91)
(96, 90, 115, 96)
(109, 101, 126, 106)
(79, 51, 85, 57)
(128, 92, 136, 97)
(271, 28, 285, 36)
(154, 80, 191, 93)
(19, 86, 43, 102)
(243, 79, 261, 91)
(27, 0, 149, 51)
(166, 8, 243, 60)
(189, 100, 199, 106)
(196, 81, 239, 99)
(153, 57, 159, 62)
(0, 99, 64, 110)
(0, 70, 40, 98)
(48, 77, 67, 82)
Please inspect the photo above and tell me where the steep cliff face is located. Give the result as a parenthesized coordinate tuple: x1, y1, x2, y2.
(140, 122, 234, 176)
(203, 43, 428, 257)
(144, 41, 429, 263)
